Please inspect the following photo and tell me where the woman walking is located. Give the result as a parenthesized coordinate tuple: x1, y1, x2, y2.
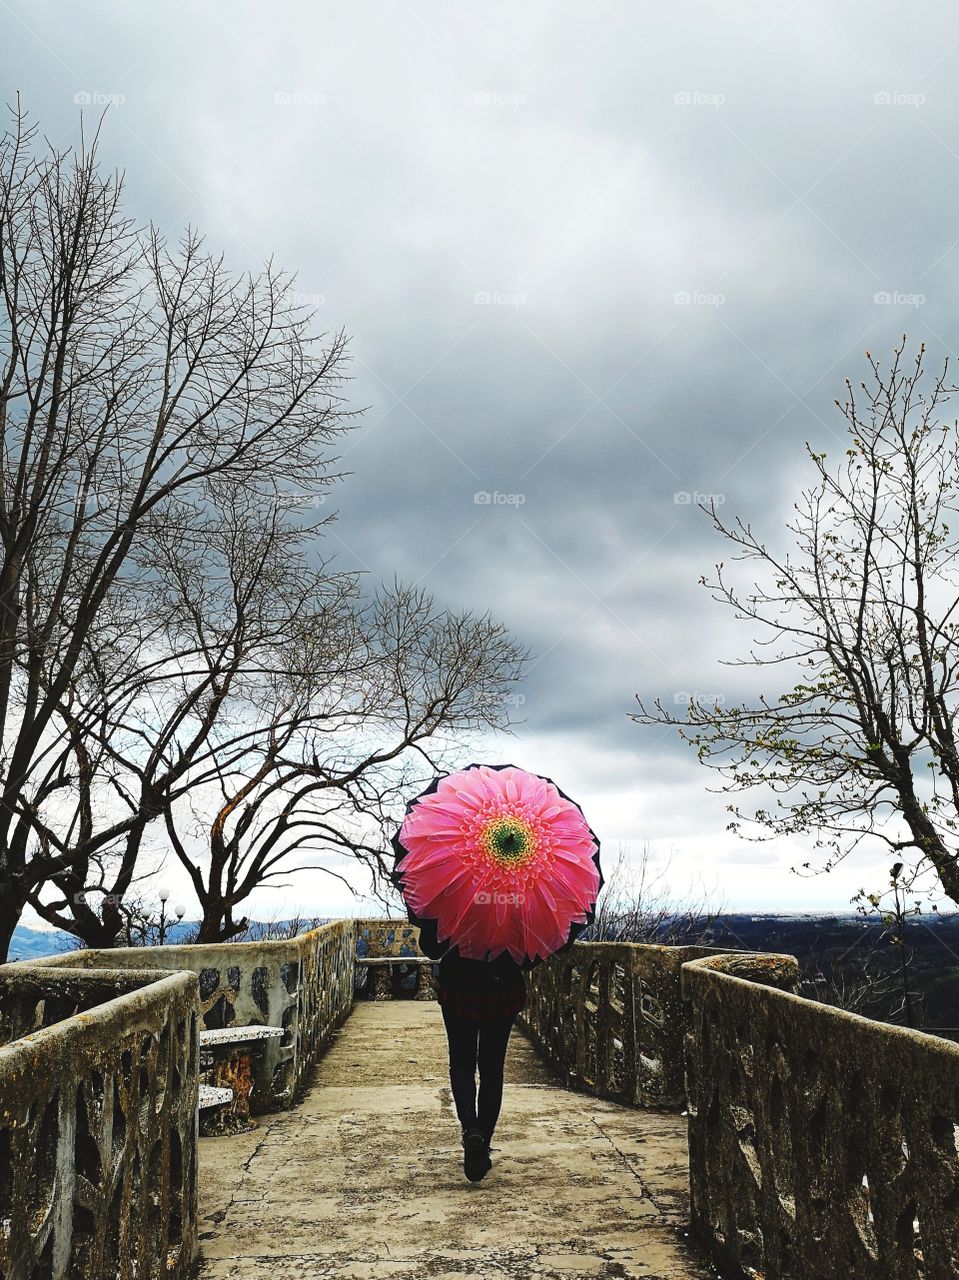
(389, 763, 602, 1180)
(436, 946, 527, 1182)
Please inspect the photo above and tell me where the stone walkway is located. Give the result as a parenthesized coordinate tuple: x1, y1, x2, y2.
(197, 1001, 721, 1280)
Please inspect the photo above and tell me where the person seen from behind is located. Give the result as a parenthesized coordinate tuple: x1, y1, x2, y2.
(436, 945, 527, 1183)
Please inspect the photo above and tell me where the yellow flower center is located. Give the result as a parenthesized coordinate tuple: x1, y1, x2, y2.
(480, 815, 536, 866)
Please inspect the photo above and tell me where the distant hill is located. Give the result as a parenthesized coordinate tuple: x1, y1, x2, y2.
(8, 925, 79, 962)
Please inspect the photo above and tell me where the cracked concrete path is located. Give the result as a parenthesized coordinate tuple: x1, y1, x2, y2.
(197, 1001, 721, 1280)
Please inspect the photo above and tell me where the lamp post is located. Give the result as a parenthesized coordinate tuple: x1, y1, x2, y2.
(158, 888, 169, 945)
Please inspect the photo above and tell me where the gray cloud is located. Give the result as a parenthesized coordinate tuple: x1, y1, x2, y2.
(5, 0, 958, 916)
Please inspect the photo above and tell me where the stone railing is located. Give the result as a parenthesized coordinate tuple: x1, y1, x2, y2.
(16, 916, 959, 1280)
(33, 919, 355, 1111)
(354, 918, 423, 957)
(681, 951, 959, 1280)
(0, 963, 199, 1280)
(519, 939, 732, 1107)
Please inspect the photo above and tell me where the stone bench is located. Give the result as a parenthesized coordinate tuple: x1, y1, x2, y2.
(200, 1025, 287, 1047)
(199, 1084, 234, 1110)
(355, 955, 437, 1001)
(199, 1024, 286, 1135)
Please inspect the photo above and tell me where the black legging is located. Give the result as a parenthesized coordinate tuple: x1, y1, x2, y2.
(440, 1005, 516, 1141)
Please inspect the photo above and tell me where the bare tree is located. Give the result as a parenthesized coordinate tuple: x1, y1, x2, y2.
(632, 339, 959, 911)
(579, 842, 723, 944)
(22, 483, 354, 946)
(797, 940, 903, 1020)
(162, 581, 527, 942)
(228, 913, 331, 944)
(0, 103, 357, 959)
(21, 398, 527, 948)
(850, 861, 926, 1029)
(45, 843, 173, 949)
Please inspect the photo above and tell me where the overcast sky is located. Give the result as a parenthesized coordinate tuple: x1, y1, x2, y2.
(6, 1, 959, 922)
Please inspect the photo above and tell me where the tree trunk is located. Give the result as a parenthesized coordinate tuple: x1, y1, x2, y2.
(194, 900, 249, 944)
(0, 884, 28, 964)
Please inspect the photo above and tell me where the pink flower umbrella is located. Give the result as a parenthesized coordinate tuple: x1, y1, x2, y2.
(390, 763, 602, 968)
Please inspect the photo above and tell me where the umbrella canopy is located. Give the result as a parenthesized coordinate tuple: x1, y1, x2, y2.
(390, 763, 602, 970)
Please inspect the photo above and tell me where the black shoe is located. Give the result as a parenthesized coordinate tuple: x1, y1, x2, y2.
(463, 1128, 490, 1182)
(461, 1125, 492, 1145)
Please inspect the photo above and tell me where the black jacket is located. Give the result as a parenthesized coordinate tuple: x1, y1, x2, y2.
(437, 949, 526, 993)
